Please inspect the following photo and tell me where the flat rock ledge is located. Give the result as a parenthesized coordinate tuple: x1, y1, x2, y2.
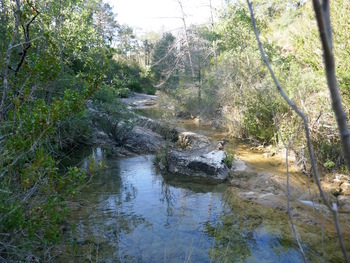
(167, 150, 229, 182)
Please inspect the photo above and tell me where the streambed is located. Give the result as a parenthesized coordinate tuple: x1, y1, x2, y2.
(59, 148, 309, 262)
(58, 103, 349, 262)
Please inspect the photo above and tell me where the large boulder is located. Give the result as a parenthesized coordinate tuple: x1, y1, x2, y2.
(167, 150, 229, 181)
(123, 126, 164, 154)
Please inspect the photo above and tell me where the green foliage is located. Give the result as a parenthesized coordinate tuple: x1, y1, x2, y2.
(224, 154, 235, 169)
(0, 144, 87, 257)
(57, 110, 93, 149)
(153, 0, 349, 173)
(324, 160, 335, 170)
(179, 91, 201, 117)
(91, 85, 135, 145)
(168, 81, 220, 120)
(117, 87, 132, 98)
(0, 0, 349, 260)
(0, 0, 132, 260)
(316, 140, 343, 171)
(214, 0, 349, 170)
(106, 59, 155, 96)
(242, 98, 274, 142)
(217, 3, 256, 53)
(155, 129, 171, 168)
(152, 32, 179, 88)
(143, 82, 156, 95)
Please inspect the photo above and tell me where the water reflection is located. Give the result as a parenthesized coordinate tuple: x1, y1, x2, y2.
(206, 191, 309, 262)
(59, 149, 311, 262)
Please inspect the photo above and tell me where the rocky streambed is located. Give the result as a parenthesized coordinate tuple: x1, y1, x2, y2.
(120, 93, 350, 213)
(73, 92, 350, 262)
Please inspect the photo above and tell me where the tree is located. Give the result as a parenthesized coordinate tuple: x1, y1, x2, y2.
(188, 25, 214, 102)
(0, 0, 117, 260)
(152, 32, 179, 88)
(94, 1, 119, 45)
(117, 25, 138, 60)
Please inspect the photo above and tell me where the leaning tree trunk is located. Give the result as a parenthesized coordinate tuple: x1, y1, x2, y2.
(312, 0, 350, 172)
(177, 0, 195, 78)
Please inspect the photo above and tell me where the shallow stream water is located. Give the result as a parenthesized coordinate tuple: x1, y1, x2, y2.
(57, 107, 341, 262)
(60, 147, 309, 262)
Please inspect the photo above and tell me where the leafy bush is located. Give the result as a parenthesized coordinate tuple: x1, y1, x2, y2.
(56, 110, 93, 149)
(116, 87, 131, 98)
(242, 97, 276, 143)
(315, 140, 344, 171)
(92, 85, 135, 145)
(224, 154, 235, 169)
(106, 59, 155, 95)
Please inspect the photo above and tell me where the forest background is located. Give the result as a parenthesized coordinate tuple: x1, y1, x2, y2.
(0, 0, 349, 260)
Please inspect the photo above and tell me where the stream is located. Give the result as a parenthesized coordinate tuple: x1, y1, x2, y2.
(57, 107, 346, 262)
(59, 148, 309, 262)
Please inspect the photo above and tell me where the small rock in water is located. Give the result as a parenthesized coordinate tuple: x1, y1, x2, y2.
(216, 138, 229, 150)
(217, 142, 224, 150)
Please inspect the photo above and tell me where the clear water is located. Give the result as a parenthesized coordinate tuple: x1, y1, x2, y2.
(59, 148, 310, 262)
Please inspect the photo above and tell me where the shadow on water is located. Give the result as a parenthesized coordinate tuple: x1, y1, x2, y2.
(56, 146, 320, 262)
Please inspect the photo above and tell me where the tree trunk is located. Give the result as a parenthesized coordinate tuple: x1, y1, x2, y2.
(312, 0, 350, 172)
(177, 0, 195, 78)
(198, 61, 201, 102)
(1, 0, 20, 119)
(209, 0, 217, 71)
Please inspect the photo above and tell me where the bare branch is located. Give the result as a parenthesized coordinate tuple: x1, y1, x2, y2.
(151, 38, 181, 67)
(268, 90, 306, 262)
(246, 1, 349, 262)
(285, 147, 306, 262)
(312, 0, 350, 172)
(6, 36, 44, 52)
(14, 9, 39, 75)
(176, 0, 195, 77)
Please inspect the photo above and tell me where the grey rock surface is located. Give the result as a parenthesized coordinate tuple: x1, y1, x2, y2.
(167, 150, 229, 181)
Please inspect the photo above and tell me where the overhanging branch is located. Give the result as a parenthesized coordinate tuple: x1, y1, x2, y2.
(246, 0, 349, 261)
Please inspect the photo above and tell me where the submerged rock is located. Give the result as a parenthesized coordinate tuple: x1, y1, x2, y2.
(167, 150, 229, 181)
(230, 159, 247, 173)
